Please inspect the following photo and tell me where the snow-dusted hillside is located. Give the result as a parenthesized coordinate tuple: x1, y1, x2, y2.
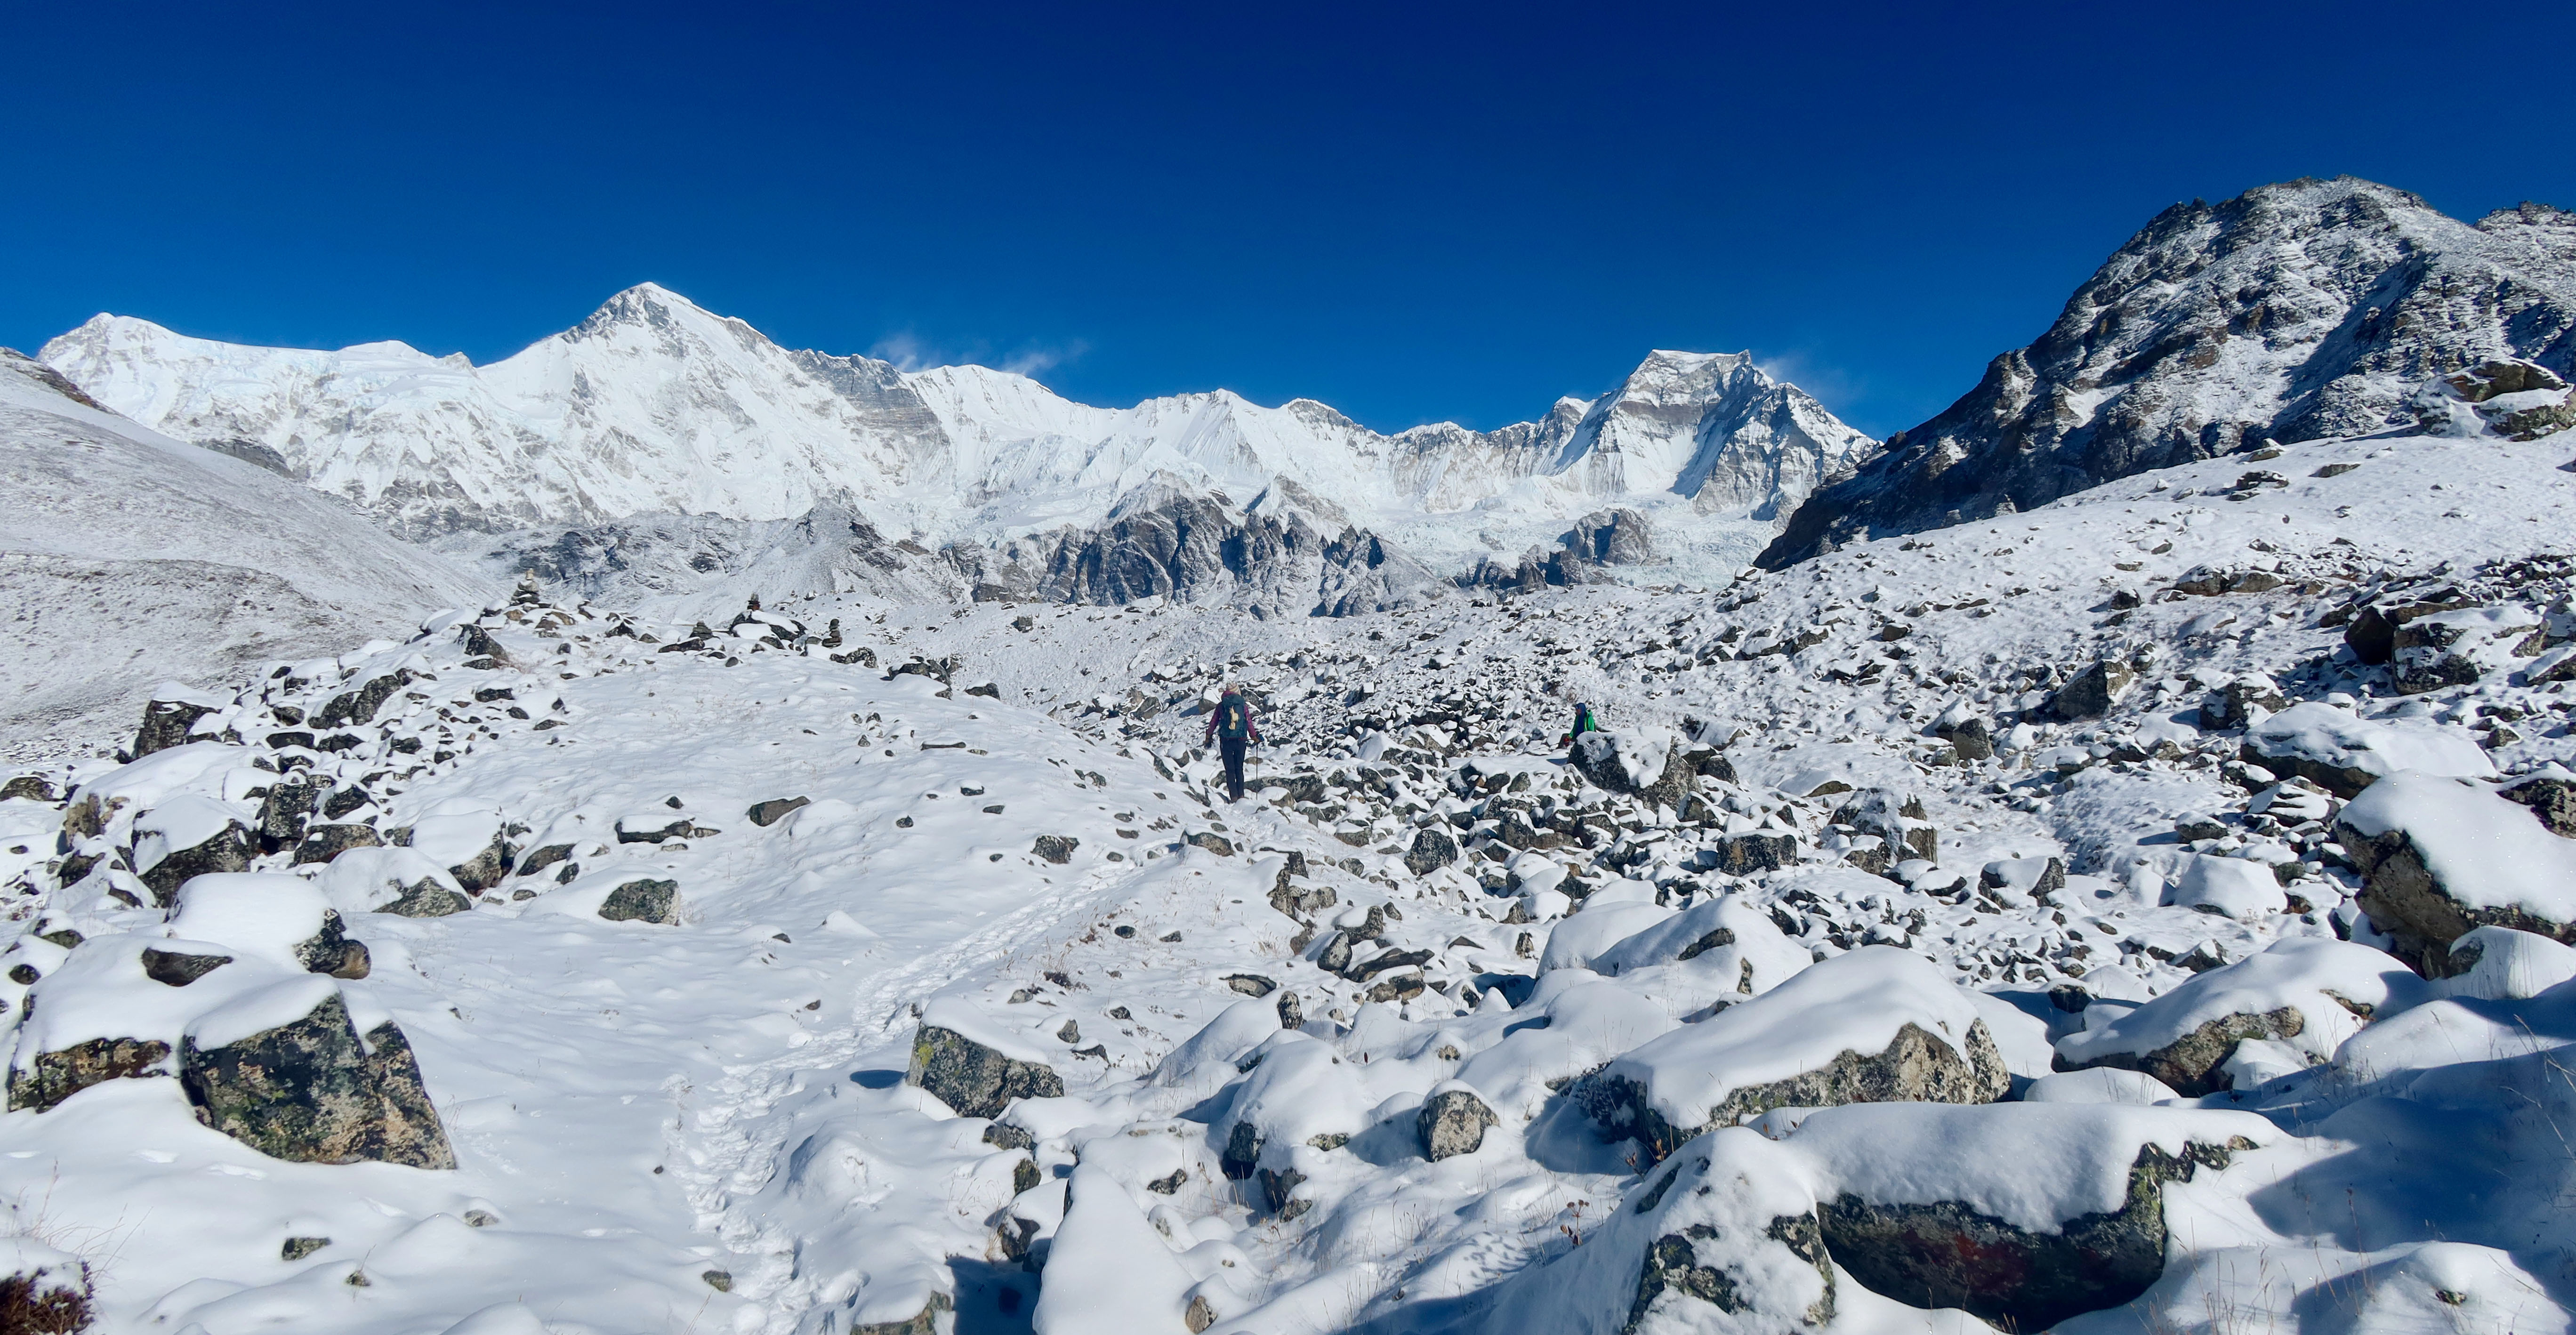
(1763, 177, 2576, 565)
(4, 363, 2574, 1335)
(0, 349, 493, 757)
(40, 287, 1872, 580)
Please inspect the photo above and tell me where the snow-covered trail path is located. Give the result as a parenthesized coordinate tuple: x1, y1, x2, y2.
(666, 846, 1142, 1327)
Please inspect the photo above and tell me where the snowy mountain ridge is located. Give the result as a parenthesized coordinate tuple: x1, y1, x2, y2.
(1762, 176, 2576, 565)
(40, 287, 1874, 580)
(0, 348, 492, 754)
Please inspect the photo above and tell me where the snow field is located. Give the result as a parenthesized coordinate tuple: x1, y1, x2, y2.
(0, 420, 2574, 1333)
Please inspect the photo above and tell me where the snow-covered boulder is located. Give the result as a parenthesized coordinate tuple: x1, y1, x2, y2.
(1484, 1126, 1832, 1335)
(2337, 771, 2576, 974)
(2044, 659, 2134, 722)
(2242, 703, 2492, 797)
(1454, 974, 1679, 1120)
(905, 999, 1064, 1121)
(1143, 998, 1282, 1099)
(2439, 926, 2576, 1002)
(2388, 605, 2545, 695)
(132, 682, 229, 757)
(1578, 947, 2007, 1162)
(1980, 854, 2066, 904)
(408, 801, 517, 893)
(2053, 937, 2419, 1094)
(1416, 1083, 1499, 1161)
(4, 912, 449, 1166)
(1587, 895, 1809, 994)
(182, 982, 455, 1168)
(1827, 788, 1937, 866)
(2164, 853, 2288, 921)
(311, 666, 414, 728)
(1780, 1101, 2274, 1330)
(1031, 1164, 1193, 1335)
(167, 872, 372, 978)
(1537, 901, 1674, 973)
(292, 821, 383, 865)
(131, 794, 255, 905)
(1931, 700, 1993, 760)
(2501, 767, 2576, 837)
(2412, 356, 2576, 440)
(1570, 729, 1691, 806)
(1215, 1030, 1372, 1211)
(2021, 1067, 2182, 1105)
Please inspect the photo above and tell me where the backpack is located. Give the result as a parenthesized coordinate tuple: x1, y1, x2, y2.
(1217, 696, 1250, 739)
(1573, 704, 1599, 737)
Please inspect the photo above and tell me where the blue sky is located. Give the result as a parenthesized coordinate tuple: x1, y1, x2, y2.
(3, 1, 2568, 438)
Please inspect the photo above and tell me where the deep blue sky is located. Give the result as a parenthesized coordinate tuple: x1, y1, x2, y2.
(4, 2, 2570, 438)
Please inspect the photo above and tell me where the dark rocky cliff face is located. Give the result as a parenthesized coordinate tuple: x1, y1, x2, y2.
(986, 485, 1445, 618)
(1759, 178, 2576, 567)
(1458, 507, 1659, 593)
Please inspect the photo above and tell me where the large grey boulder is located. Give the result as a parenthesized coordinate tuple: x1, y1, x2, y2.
(1417, 1085, 1498, 1161)
(1402, 827, 1458, 876)
(255, 778, 319, 852)
(292, 822, 382, 866)
(1932, 712, 1993, 761)
(2044, 660, 2133, 722)
(1708, 831, 1799, 875)
(312, 669, 412, 729)
(599, 878, 679, 924)
(746, 796, 810, 827)
(134, 690, 224, 757)
(376, 878, 473, 918)
(1030, 835, 1079, 864)
(2241, 703, 2492, 799)
(2335, 772, 2576, 974)
(137, 816, 254, 907)
(905, 1022, 1063, 1120)
(180, 989, 455, 1168)
(1792, 1103, 2270, 1331)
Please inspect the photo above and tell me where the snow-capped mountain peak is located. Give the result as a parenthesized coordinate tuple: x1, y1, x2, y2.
(42, 294, 1873, 581)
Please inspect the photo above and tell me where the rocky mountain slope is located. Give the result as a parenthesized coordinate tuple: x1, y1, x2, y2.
(2, 354, 2572, 1333)
(0, 349, 492, 757)
(40, 287, 1872, 586)
(1760, 177, 2576, 566)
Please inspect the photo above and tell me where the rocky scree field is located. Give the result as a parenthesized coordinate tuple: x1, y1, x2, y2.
(1, 375, 2576, 1335)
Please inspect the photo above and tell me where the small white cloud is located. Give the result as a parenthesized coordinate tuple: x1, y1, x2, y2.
(867, 331, 1088, 384)
(867, 330, 940, 372)
(1753, 350, 1867, 413)
(999, 339, 1090, 379)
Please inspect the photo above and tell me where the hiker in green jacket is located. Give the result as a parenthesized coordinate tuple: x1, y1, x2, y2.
(1559, 700, 1602, 753)
(1203, 686, 1262, 802)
